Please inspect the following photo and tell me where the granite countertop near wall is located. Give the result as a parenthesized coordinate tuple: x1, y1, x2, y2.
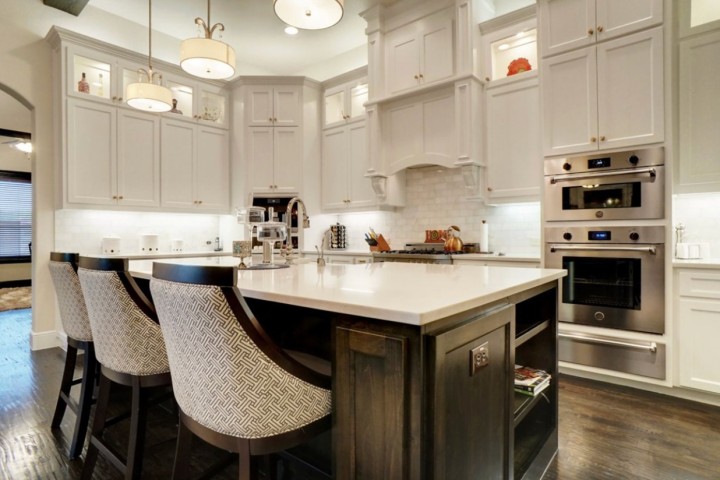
(673, 259, 720, 269)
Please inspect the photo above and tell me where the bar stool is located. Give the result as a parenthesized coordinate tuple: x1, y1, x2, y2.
(49, 252, 97, 459)
(77, 256, 172, 480)
(150, 262, 332, 480)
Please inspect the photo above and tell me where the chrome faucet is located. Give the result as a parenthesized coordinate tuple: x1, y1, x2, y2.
(284, 197, 310, 257)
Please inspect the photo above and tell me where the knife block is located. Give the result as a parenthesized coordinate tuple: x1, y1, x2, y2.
(369, 234, 391, 252)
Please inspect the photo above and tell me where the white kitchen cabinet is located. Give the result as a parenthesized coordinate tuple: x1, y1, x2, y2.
(322, 122, 374, 210)
(538, 0, 663, 57)
(677, 269, 720, 394)
(385, 9, 454, 96)
(247, 127, 301, 194)
(485, 74, 542, 203)
(245, 85, 301, 127)
(542, 27, 664, 156)
(163, 72, 229, 128)
(479, 9, 538, 85)
(383, 87, 455, 173)
(66, 98, 159, 207)
(677, 30, 720, 194)
(160, 118, 229, 212)
(324, 80, 368, 128)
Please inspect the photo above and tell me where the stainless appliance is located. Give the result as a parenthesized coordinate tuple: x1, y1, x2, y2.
(545, 225, 666, 379)
(545, 226, 665, 334)
(544, 147, 664, 222)
(372, 243, 453, 264)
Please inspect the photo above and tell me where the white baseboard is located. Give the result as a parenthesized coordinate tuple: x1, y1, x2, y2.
(30, 329, 61, 351)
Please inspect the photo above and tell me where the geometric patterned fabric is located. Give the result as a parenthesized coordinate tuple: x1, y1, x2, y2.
(78, 268, 169, 376)
(48, 261, 93, 342)
(150, 278, 331, 439)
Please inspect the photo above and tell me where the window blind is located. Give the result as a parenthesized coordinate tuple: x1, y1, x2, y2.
(0, 171, 32, 262)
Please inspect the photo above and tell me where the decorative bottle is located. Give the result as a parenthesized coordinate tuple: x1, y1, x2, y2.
(97, 73, 104, 96)
(78, 72, 89, 94)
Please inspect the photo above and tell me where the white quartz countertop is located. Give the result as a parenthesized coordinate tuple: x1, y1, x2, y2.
(82, 251, 232, 260)
(451, 254, 541, 262)
(129, 256, 565, 326)
(673, 259, 720, 269)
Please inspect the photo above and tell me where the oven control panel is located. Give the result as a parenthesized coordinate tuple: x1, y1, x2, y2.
(545, 146, 664, 175)
(545, 226, 665, 245)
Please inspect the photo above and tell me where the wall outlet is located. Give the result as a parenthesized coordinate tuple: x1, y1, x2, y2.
(470, 342, 489, 376)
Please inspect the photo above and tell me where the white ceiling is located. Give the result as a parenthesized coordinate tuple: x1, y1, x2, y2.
(87, 0, 399, 78)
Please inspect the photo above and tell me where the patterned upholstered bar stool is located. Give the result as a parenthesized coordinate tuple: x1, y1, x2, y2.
(77, 256, 171, 480)
(150, 262, 332, 480)
(48, 252, 97, 459)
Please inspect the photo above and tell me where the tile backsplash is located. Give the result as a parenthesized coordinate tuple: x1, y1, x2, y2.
(306, 166, 541, 255)
(673, 193, 720, 257)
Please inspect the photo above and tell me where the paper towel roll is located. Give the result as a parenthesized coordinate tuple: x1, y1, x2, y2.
(479, 221, 489, 253)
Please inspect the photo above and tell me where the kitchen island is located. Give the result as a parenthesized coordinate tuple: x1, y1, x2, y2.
(130, 257, 566, 479)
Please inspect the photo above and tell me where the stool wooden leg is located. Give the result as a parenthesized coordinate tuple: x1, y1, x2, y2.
(51, 342, 78, 429)
(238, 440, 251, 480)
(81, 372, 112, 480)
(68, 344, 97, 459)
(171, 416, 193, 480)
(126, 377, 150, 479)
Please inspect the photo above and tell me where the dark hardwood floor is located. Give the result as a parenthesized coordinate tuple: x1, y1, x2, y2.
(1, 308, 719, 479)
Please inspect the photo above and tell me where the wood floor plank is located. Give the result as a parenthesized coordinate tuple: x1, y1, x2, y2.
(1, 308, 719, 479)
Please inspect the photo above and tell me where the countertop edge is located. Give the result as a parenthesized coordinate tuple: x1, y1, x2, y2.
(673, 260, 720, 269)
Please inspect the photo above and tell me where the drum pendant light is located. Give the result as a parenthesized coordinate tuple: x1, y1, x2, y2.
(180, 0, 236, 80)
(126, 0, 173, 112)
(273, 0, 344, 30)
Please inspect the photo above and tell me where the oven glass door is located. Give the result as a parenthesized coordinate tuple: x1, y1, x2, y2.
(563, 256, 641, 310)
(562, 181, 641, 211)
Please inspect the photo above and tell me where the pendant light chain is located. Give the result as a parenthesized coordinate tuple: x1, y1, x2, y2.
(148, 0, 154, 73)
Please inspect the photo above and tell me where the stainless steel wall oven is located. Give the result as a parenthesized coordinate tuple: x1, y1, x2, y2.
(544, 147, 664, 222)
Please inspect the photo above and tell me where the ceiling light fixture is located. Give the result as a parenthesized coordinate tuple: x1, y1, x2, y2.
(273, 0, 344, 30)
(180, 0, 236, 80)
(126, 0, 172, 112)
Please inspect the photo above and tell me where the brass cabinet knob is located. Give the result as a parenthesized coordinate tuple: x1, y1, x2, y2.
(118, 196, 124, 200)
(269, 117, 273, 122)
(485, 77, 490, 82)
(419, 73, 424, 79)
(597, 25, 604, 32)
(414, 74, 419, 80)
(591, 136, 597, 143)
(487, 187, 493, 192)
(600, 135, 606, 141)
(112, 195, 117, 199)
(112, 96, 118, 101)
(588, 28, 594, 36)
(198, 200, 202, 204)
(118, 97, 123, 102)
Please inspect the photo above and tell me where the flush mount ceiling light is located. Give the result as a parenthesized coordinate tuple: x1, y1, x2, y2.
(180, 0, 236, 80)
(273, 0, 344, 30)
(126, 0, 172, 112)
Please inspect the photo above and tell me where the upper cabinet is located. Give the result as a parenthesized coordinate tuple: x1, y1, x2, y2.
(162, 73, 229, 128)
(538, 0, 663, 57)
(384, 9, 455, 97)
(539, 0, 664, 157)
(479, 7, 538, 85)
(324, 80, 368, 128)
(67, 45, 143, 107)
(246, 85, 301, 127)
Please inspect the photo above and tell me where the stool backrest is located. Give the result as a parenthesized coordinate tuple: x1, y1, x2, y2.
(78, 257, 168, 376)
(49, 252, 93, 342)
(150, 262, 331, 439)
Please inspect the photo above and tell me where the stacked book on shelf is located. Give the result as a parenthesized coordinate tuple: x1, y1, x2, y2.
(514, 365, 551, 397)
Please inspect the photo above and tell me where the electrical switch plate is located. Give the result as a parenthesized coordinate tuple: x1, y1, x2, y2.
(470, 342, 489, 376)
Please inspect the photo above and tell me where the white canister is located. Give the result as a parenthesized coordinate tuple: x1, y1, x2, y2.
(139, 234, 160, 253)
(101, 237, 122, 255)
(171, 239, 184, 252)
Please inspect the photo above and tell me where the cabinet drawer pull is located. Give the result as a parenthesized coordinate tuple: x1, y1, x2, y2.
(588, 28, 594, 36)
(559, 333, 657, 353)
(597, 25, 604, 33)
(590, 136, 597, 143)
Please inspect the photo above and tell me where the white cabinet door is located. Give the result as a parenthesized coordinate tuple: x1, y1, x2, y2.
(538, 0, 595, 57)
(677, 298, 720, 394)
(66, 99, 117, 205)
(273, 127, 302, 193)
(322, 127, 349, 209)
(420, 15, 454, 86)
(195, 126, 229, 211)
(596, 27, 664, 151)
(421, 91, 455, 165)
(678, 30, 720, 193)
(386, 24, 421, 95)
(347, 122, 375, 207)
(116, 109, 160, 207)
(486, 77, 542, 203)
(161, 119, 196, 209)
(246, 87, 274, 126)
(273, 86, 301, 126)
(247, 127, 275, 192)
(542, 47, 598, 156)
(596, 0, 663, 42)
(386, 102, 422, 172)
(246, 86, 300, 127)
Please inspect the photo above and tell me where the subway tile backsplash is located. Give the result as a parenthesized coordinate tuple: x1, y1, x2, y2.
(306, 166, 541, 255)
(673, 193, 720, 257)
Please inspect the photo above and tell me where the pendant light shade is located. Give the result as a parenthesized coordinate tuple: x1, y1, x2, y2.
(126, 0, 172, 112)
(180, 0, 236, 80)
(273, 0, 344, 30)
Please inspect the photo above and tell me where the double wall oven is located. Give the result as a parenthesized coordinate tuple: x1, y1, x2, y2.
(544, 147, 666, 379)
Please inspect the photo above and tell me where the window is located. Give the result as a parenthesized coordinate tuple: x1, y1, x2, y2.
(0, 170, 32, 262)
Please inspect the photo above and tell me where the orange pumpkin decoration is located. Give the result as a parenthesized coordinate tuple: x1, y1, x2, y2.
(507, 58, 532, 76)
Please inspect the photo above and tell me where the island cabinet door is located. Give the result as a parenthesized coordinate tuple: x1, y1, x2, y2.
(427, 304, 515, 480)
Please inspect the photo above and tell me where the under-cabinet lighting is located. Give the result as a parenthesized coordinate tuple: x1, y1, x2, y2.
(498, 43, 510, 51)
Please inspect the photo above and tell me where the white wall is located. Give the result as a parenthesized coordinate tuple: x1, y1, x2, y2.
(305, 166, 541, 255)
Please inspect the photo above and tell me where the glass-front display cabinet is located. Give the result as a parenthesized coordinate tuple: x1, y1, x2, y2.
(480, 8, 538, 85)
(323, 80, 368, 128)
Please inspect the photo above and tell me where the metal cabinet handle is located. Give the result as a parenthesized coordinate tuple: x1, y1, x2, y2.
(112, 96, 118, 101)
(118, 97, 123, 102)
(549, 244, 657, 254)
(588, 28, 594, 36)
(597, 25, 604, 33)
(414, 74, 419, 80)
(549, 167, 656, 184)
(112, 195, 117, 199)
(419, 73, 424, 79)
(590, 136, 597, 143)
(273, 117, 277, 122)
(118, 196, 123, 200)
(559, 332, 657, 353)
(600, 135, 606, 141)
(198, 200, 202, 204)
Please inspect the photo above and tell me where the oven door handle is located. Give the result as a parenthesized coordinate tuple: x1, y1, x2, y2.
(549, 167, 656, 184)
(559, 333, 658, 353)
(549, 245, 657, 254)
